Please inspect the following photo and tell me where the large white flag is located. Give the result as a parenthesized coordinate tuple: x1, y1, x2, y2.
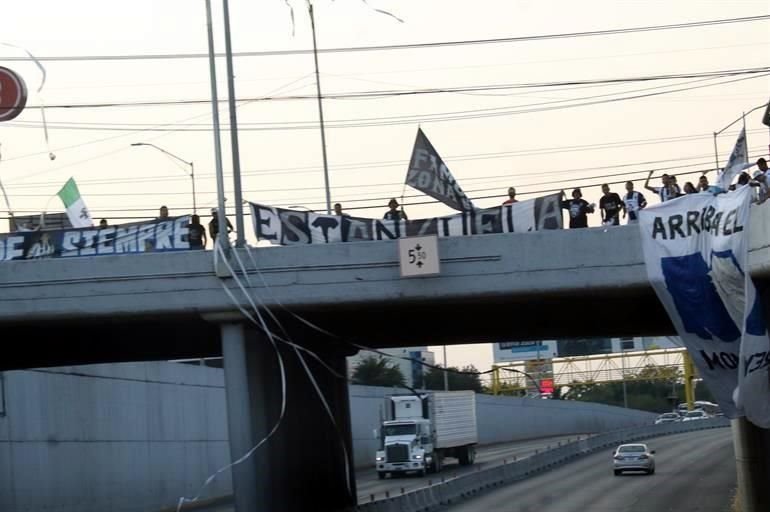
(640, 186, 770, 425)
(57, 177, 93, 228)
(717, 127, 752, 190)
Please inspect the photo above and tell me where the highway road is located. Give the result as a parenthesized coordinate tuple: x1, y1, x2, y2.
(442, 428, 735, 512)
(179, 434, 589, 511)
(356, 434, 587, 503)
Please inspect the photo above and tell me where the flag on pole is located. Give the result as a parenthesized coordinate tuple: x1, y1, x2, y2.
(57, 177, 92, 228)
(405, 128, 475, 211)
(718, 126, 752, 190)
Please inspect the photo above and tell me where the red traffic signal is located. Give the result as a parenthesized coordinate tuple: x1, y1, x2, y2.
(0, 67, 28, 122)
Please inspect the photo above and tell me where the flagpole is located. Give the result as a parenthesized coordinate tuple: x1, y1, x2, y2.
(742, 112, 749, 160)
(713, 132, 720, 172)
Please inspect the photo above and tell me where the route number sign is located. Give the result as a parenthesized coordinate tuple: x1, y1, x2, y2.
(0, 67, 28, 122)
(398, 235, 440, 278)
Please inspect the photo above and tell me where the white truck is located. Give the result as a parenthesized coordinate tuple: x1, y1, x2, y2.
(375, 390, 478, 479)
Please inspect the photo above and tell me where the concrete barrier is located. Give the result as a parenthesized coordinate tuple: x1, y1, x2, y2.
(355, 418, 730, 512)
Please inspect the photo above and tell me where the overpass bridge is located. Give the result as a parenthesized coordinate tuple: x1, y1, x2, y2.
(3, 204, 770, 511)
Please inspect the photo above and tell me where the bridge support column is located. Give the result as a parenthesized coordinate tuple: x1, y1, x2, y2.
(221, 322, 356, 512)
(732, 417, 770, 512)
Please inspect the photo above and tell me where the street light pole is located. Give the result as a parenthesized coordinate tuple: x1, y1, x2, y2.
(443, 345, 449, 391)
(222, 0, 246, 247)
(131, 143, 197, 214)
(308, 2, 332, 214)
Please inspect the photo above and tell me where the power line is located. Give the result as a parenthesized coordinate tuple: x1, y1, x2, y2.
(16, 67, 770, 110)
(3, 133, 759, 191)
(3, 15, 768, 62)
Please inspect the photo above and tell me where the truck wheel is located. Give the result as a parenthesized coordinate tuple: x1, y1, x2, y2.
(434, 455, 442, 473)
(418, 468, 426, 477)
(377, 472, 386, 480)
(459, 446, 471, 466)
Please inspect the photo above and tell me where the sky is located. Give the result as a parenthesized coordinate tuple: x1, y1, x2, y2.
(1, 0, 769, 372)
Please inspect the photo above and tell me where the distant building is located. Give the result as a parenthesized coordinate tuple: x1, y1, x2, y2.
(348, 346, 435, 388)
(493, 336, 683, 364)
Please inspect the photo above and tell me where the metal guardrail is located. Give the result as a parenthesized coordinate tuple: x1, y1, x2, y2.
(354, 418, 730, 512)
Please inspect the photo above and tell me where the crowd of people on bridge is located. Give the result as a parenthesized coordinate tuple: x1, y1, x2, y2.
(121, 157, 769, 249)
(553, 157, 768, 229)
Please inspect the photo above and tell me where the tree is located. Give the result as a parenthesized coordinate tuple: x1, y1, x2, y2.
(351, 356, 406, 387)
(424, 364, 483, 393)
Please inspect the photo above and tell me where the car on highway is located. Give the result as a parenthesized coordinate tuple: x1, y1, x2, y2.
(612, 443, 655, 475)
(654, 412, 681, 424)
(681, 410, 709, 422)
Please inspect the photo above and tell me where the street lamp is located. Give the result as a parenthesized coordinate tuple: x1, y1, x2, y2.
(131, 143, 197, 214)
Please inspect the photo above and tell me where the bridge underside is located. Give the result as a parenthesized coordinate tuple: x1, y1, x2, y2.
(0, 286, 679, 371)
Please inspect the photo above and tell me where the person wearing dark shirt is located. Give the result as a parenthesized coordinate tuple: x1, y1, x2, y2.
(683, 182, 697, 194)
(188, 214, 207, 249)
(503, 187, 518, 205)
(622, 181, 647, 224)
(598, 184, 623, 226)
(209, 208, 234, 243)
(383, 198, 408, 221)
(560, 188, 594, 229)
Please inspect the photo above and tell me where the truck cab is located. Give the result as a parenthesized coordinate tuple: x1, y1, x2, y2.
(375, 392, 477, 479)
(376, 419, 434, 477)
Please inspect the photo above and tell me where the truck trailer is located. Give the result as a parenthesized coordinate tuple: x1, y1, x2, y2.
(375, 390, 478, 478)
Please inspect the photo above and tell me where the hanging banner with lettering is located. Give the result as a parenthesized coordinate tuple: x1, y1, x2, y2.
(0, 215, 192, 261)
(405, 128, 476, 212)
(250, 193, 562, 246)
(640, 186, 770, 425)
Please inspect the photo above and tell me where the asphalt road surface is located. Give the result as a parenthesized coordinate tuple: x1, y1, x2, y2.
(442, 428, 735, 512)
(356, 434, 587, 503)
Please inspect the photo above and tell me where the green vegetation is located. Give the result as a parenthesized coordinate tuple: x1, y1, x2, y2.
(351, 355, 406, 387)
(562, 365, 716, 413)
(423, 364, 483, 392)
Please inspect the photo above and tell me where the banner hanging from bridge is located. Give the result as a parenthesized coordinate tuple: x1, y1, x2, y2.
(0, 215, 192, 261)
(640, 186, 770, 426)
(250, 193, 562, 245)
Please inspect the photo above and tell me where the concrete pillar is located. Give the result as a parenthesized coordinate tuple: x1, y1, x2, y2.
(221, 323, 356, 512)
(732, 417, 770, 512)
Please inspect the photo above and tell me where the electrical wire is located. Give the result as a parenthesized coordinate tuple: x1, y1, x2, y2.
(14, 66, 770, 110)
(3, 14, 768, 62)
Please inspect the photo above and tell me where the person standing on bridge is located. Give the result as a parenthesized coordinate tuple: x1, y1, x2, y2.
(503, 187, 518, 205)
(208, 208, 233, 245)
(599, 184, 623, 226)
(187, 214, 207, 250)
(384, 198, 408, 221)
(334, 202, 350, 217)
(560, 188, 594, 229)
(644, 172, 679, 203)
(157, 205, 170, 220)
(622, 181, 647, 225)
(753, 158, 769, 203)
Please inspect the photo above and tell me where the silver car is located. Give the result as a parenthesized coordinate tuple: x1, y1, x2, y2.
(654, 412, 680, 425)
(613, 443, 655, 475)
(682, 410, 709, 422)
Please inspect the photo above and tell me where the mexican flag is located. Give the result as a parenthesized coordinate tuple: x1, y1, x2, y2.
(57, 177, 93, 228)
